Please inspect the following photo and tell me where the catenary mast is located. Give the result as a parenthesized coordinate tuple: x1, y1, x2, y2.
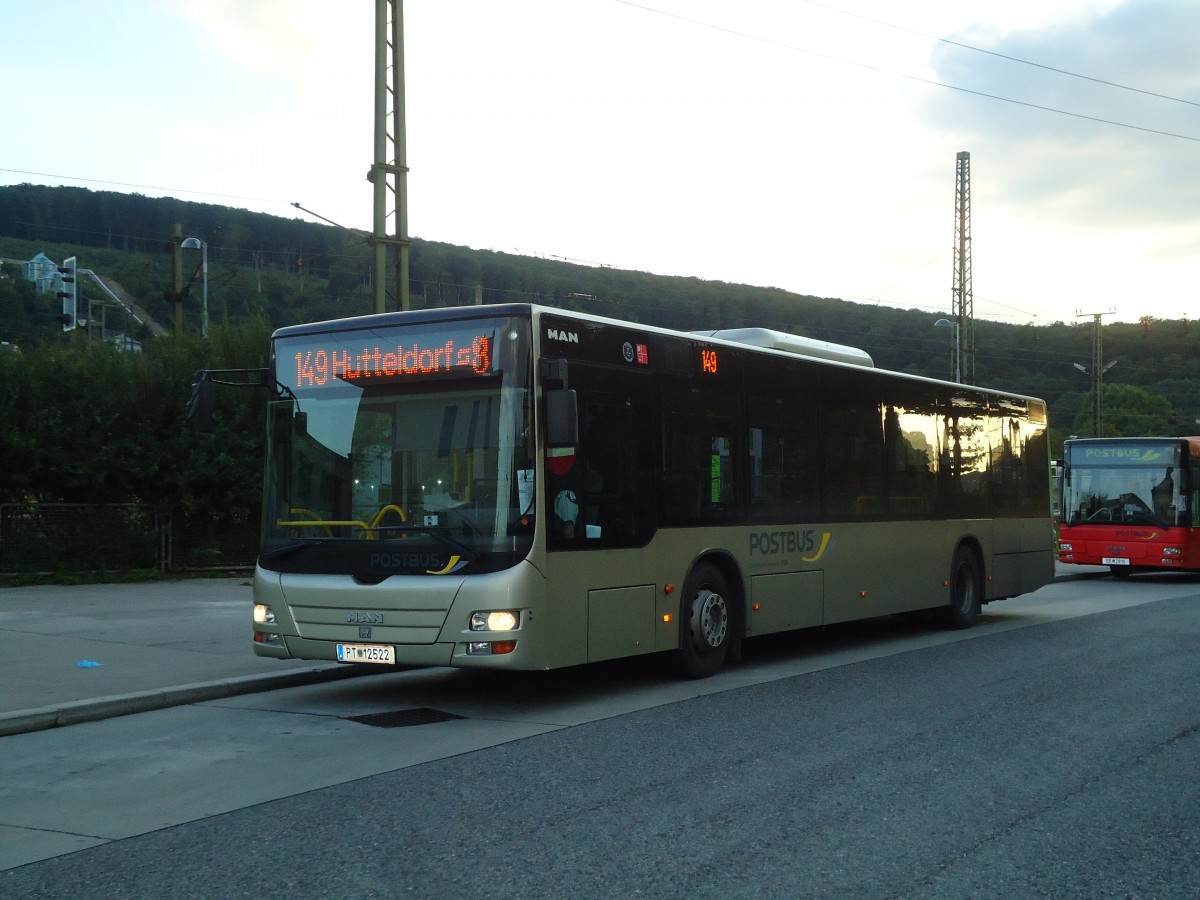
(372, 0, 410, 312)
(952, 151, 975, 384)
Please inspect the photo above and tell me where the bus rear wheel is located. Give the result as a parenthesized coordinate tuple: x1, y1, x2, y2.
(943, 545, 981, 629)
(677, 562, 732, 679)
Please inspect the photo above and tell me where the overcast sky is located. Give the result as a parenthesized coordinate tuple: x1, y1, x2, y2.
(3, 0, 1198, 325)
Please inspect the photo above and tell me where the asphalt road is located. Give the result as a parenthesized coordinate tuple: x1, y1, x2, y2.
(2, 573, 1198, 898)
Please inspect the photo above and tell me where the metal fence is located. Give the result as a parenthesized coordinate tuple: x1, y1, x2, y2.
(0, 504, 171, 573)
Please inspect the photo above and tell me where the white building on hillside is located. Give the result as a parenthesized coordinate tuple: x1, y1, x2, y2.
(21, 252, 60, 292)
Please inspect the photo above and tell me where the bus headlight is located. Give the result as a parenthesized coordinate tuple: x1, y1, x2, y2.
(1163, 547, 1183, 556)
(470, 610, 520, 632)
(254, 604, 276, 625)
(1059, 542, 1073, 552)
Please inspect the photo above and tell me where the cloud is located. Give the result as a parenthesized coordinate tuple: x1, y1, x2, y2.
(175, 1, 367, 84)
(161, 1, 375, 220)
(921, 0, 1200, 232)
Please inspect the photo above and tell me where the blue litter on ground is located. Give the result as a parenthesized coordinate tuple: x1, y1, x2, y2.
(77, 660, 102, 668)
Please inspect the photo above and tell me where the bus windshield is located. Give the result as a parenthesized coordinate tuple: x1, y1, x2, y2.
(1063, 440, 1185, 528)
(261, 315, 534, 576)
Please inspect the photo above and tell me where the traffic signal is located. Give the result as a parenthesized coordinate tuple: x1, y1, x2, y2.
(56, 257, 77, 332)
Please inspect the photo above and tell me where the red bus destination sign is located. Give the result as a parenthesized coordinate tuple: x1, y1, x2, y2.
(290, 334, 492, 388)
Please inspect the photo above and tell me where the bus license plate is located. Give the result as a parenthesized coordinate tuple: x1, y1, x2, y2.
(336, 643, 395, 664)
(1102, 557, 1130, 566)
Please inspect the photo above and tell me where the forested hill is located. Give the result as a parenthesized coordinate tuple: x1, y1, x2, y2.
(2, 183, 1199, 438)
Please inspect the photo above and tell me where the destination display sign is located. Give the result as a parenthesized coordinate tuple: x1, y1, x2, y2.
(277, 324, 497, 391)
(1070, 442, 1179, 467)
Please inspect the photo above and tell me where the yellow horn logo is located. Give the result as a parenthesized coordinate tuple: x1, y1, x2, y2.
(802, 532, 831, 562)
(426, 555, 462, 575)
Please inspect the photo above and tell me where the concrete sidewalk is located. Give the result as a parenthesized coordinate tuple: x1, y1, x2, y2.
(0, 564, 1109, 738)
(0, 577, 374, 737)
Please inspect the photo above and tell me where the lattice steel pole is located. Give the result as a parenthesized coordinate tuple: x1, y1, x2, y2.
(951, 151, 975, 384)
(371, 0, 411, 313)
(1073, 311, 1114, 437)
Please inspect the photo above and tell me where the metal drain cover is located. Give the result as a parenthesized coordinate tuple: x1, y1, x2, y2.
(345, 707, 466, 728)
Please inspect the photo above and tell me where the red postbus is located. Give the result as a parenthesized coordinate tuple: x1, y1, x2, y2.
(1058, 436, 1200, 576)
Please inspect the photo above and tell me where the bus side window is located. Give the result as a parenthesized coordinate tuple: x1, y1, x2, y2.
(882, 390, 939, 518)
(820, 373, 884, 520)
(662, 422, 737, 522)
(658, 372, 740, 525)
(745, 358, 821, 521)
(547, 368, 654, 549)
(748, 424, 819, 519)
(939, 393, 990, 517)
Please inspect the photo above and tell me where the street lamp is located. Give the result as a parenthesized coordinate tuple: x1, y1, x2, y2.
(181, 237, 208, 338)
(934, 318, 961, 383)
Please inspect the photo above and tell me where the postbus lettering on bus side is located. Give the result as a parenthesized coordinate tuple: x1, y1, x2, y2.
(750, 529, 831, 560)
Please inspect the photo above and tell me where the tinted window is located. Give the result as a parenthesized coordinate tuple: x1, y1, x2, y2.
(883, 382, 940, 517)
(820, 370, 884, 519)
(659, 364, 742, 526)
(745, 357, 821, 521)
(546, 364, 655, 549)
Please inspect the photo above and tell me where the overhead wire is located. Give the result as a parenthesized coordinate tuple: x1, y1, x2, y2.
(611, 0, 1200, 142)
(609, 1, 1200, 329)
(0, 167, 292, 209)
(9, 4, 1200, 336)
(794, 0, 1200, 109)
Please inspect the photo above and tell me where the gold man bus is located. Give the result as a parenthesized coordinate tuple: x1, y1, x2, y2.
(250, 303, 1054, 678)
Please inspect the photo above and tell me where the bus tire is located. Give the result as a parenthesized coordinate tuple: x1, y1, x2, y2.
(677, 562, 732, 679)
(943, 545, 981, 629)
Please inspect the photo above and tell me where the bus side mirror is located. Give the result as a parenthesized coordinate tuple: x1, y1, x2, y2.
(545, 389, 579, 448)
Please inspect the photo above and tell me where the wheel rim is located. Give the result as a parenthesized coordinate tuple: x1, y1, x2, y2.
(690, 588, 729, 652)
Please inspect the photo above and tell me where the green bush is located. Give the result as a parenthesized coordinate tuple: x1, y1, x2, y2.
(0, 321, 271, 571)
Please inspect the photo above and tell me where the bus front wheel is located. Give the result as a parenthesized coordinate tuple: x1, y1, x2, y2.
(677, 562, 732, 679)
(943, 546, 981, 629)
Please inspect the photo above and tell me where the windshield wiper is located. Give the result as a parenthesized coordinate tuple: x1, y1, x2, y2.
(1122, 514, 1164, 527)
(371, 525, 475, 557)
(260, 540, 321, 563)
(262, 528, 477, 562)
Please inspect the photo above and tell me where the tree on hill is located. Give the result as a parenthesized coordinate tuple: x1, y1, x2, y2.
(1071, 383, 1179, 439)
(4, 183, 1200, 444)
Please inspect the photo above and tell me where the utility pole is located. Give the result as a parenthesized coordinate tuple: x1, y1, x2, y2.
(171, 224, 183, 332)
(951, 151, 975, 384)
(1073, 310, 1116, 437)
(371, 0, 410, 313)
